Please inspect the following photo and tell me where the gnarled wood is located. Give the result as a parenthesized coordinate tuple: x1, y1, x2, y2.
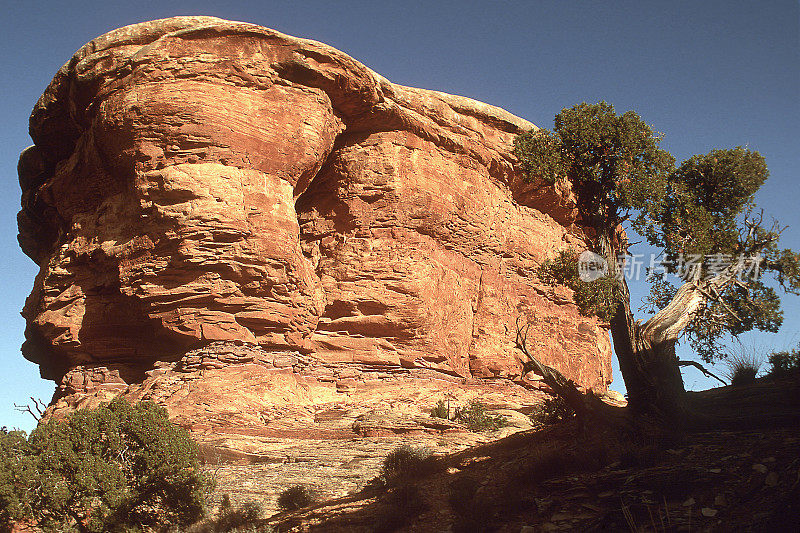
(514, 317, 618, 422)
(599, 217, 778, 424)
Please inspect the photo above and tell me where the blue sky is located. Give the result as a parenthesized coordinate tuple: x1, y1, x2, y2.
(1, 1, 797, 430)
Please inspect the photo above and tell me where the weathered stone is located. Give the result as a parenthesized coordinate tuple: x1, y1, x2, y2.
(20, 16, 610, 404)
(18, 18, 616, 497)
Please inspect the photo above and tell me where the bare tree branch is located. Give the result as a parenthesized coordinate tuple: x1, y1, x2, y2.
(677, 360, 727, 385)
(13, 397, 46, 422)
(515, 316, 589, 417)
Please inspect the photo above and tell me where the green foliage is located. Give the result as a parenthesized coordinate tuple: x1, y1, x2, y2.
(516, 101, 800, 363)
(429, 399, 450, 419)
(276, 485, 316, 512)
(766, 344, 800, 378)
(453, 401, 507, 432)
(537, 249, 623, 321)
(374, 447, 433, 531)
(514, 101, 673, 225)
(655, 148, 768, 259)
(530, 396, 575, 425)
(429, 399, 507, 431)
(0, 398, 212, 533)
(642, 146, 797, 361)
(513, 128, 569, 184)
(0, 429, 35, 529)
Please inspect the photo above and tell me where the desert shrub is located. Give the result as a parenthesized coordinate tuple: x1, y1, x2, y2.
(373, 446, 435, 530)
(767, 346, 800, 378)
(530, 396, 575, 425)
(213, 494, 262, 531)
(453, 401, 507, 432)
(276, 485, 316, 512)
(379, 445, 434, 486)
(188, 494, 263, 532)
(430, 399, 450, 419)
(725, 351, 762, 385)
(0, 397, 211, 533)
(0, 429, 35, 530)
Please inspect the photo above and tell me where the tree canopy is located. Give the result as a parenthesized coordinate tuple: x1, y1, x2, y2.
(0, 398, 211, 532)
(514, 101, 800, 372)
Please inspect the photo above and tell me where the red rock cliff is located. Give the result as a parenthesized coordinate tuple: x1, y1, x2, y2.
(17, 17, 611, 426)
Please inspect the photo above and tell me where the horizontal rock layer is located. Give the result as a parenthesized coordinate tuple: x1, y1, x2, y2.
(18, 17, 612, 433)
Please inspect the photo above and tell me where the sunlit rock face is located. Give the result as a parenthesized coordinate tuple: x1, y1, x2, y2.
(17, 17, 611, 428)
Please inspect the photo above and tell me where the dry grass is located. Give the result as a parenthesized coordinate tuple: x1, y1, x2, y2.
(277, 485, 317, 511)
(379, 445, 439, 486)
(724, 346, 764, 386)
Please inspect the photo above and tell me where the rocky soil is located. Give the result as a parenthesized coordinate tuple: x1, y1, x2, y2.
(260, 376, 799, 532)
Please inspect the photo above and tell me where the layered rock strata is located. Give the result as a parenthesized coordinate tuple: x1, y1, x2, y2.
(17, 17, 612, 461)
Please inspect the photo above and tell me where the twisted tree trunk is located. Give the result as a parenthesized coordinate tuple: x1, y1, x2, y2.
(601, 229, 746, 425)
(518, 219, 770, 428)
(609, 278, 688, 423)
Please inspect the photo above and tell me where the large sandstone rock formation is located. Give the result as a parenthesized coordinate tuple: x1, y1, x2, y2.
(17, 18, 612, 501)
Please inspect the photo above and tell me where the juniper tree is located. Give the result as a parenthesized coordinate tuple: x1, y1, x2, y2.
(513, 102, 800, 424)
(0, 398, 211, 532)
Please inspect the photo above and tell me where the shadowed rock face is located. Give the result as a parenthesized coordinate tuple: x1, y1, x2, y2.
(17, 17, 611, 426)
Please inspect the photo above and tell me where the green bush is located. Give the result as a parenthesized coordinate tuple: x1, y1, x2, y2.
(276, 485, 316, 512)
(0, 429, 35, 530)
(453, 401, 507, 432)
(430, 399, 450, 419)
(767, 346, 800, 378)
(373, 446, 435, 531)
(537, 249, 623, 322)
(530, 396, 575, 425)
(0, 398, 212, 532)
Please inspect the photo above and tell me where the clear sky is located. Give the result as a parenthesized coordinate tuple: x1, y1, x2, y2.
(1, 1, 797, 430)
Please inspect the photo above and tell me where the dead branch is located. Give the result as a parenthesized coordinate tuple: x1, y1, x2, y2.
(677, 360, 727, 385)
(13, 397, 46, 422)
(515, 317, 589, 417)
